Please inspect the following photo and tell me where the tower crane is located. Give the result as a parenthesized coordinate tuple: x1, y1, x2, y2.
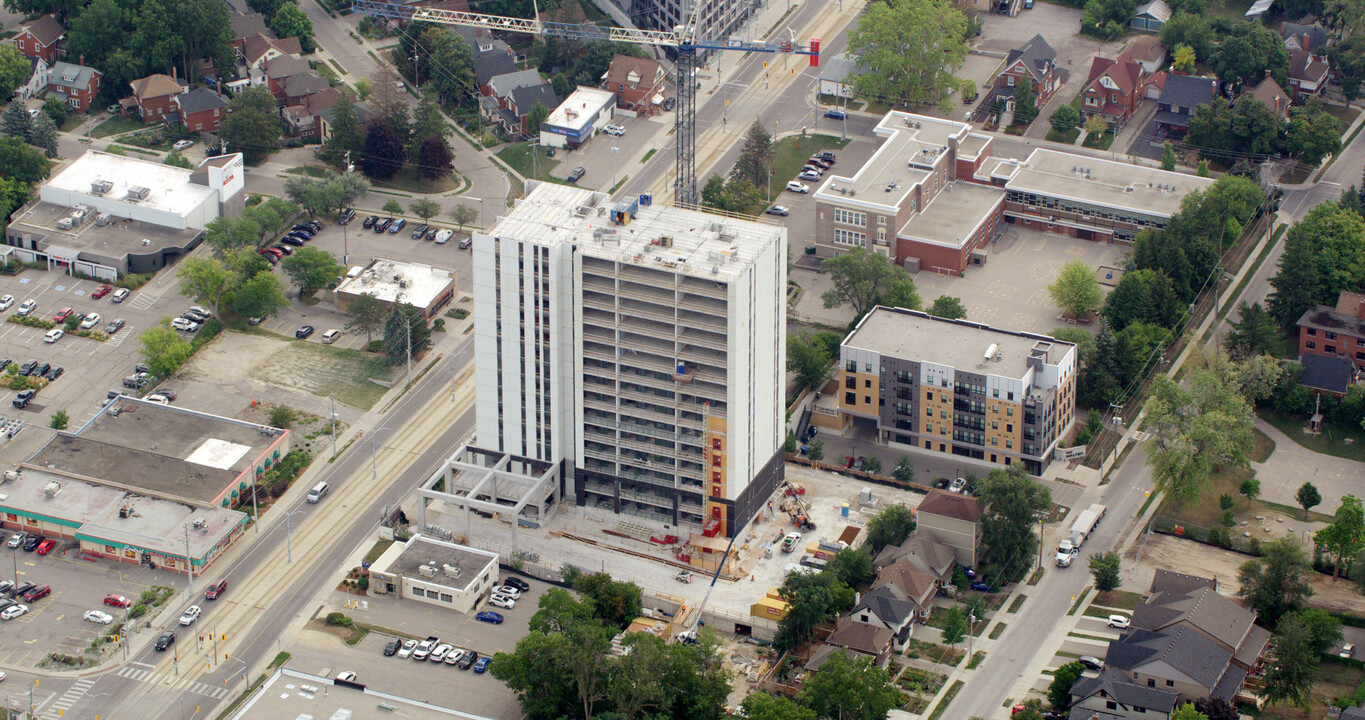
(352, 0, 820, 205)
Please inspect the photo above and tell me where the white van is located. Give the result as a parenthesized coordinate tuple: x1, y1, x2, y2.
(306, 481, 329, 503)
(434, 229, 454, 245)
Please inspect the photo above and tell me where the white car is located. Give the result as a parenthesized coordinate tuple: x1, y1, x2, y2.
(145, 393, 172, 404)
(396, 639, 418, 658)
(172, 140, 195, 151)
(6, 533, 23, 548)
(434, 229, 454, 244)
(111, 288, 130, 303)
(44, 328, 63, 343)
(1, 604, 27, 620)
(171, 318, 200, 332)
(603, 124, 626, 136)
(80, 312, 100, 330)
(798, 170, 821, 182)
(949, 477, 967, 494)
(178, 605, 201, 625)
(444, 648, 466, 665)
(490, 593, 516, 609)
(189, 306, 210, 317)
(84, 610, 114, 625)
(785, 181, 809, 194)
(495, 585, 523, 599)
(16, 299, 35, 316)
(0, 295, 13, 311)
(429, 643, 453, 662)
(1342, 643, 1356, 658)
(1107, 614, 1130, 629)
(335, 671, 357, 682)
(412, 637, 437, 660)
(321, 329, 342, 345)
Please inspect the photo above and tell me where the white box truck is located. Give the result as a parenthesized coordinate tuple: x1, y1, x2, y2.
(1056, 503, 1107, 566)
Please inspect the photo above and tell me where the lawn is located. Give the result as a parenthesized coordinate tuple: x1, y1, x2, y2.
(59, 115, 85, 133)
(257, 342, 392, 410)
(764, 134, 849, 203)
(1088, 589, 1142, 612)
(1325, 103, 1361, 130)
(286, 166, 332, 178)
(1046, 128, 1080, 144)
(371, 167, 460, 194)
(1082, 129, 1115, 150)
(1262, 409, 1365, 464)
(497, 141, 563, 183)
(90, 115, 146, 138)
(901, 637, 966, 668)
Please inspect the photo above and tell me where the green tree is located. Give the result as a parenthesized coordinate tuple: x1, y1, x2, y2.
(1316, 494, 1365, 578)
(270, 2, 315, 53)
(0, 45, 31, 99)
(1209, 22, 1289, 88)
(382, 302, 431, 366)
(734, 120, 774, 190)
(139, 322, 194, 377)
(1081, 0, 1138, 39)
(827, 547, 875, 587)
(1238, 536, 1313, 625)
(1240, 477, 1261, 507)
(774, 571, 855, 653)
(849, 0, 968, 109)
(26, 112, 57, 159)
(40, 96, 67, 128)
(344, 292, 388, 344)
(1197, 159, 1210, 177)
(1161, 141, 1177, 171)
(866, 503, 916, 552)
(1049, 260, 1103, 319)
(928, 295, 967, 319)
(799, 652, 902, 720)
(526, 102, 550, 135)
(1261, 612, 1320, 715)
(420, 26, 475, 106)
(1269, 202, 1365, 329)
(409, 198, 441, 222)
(319, 92, 364, 168)
(361, 120, 405, 180)
(1297, 482, 1322, 519)
(1049, 662, 1085, 713)
(787, 331, 836, 393)
(49, 409, 68, 430)
(808, 441, 824, 461)
(1102, 268, 1180, 331)
(1187, 97, 1284, 160)
(0, 176, 27, 223)
(822, 248, 920, 319)
(163, 149, 193, 169)
(230, 271, 288, 320)
(1170, 703, 1210, 720)
(1049, 104, 1081, 134)
(571, 571, 644, 629)
(203, 217, 261, 257)
(382, 198, 404, 216)
(977, 464, 1052, 583)
(940, 605, 969, 646)
(892, 457, 914, 484)
(450, 204, 478, 231)
(1012, 77, 1038, 125)
(1193, 698, 1238, 720)
(284, 175, 342, 217)
(417, 136, 454, 180)
(742, 693, 816, 720)
(1172, 44, 1197, 73)
(281, 246, 342, 296)
(0, 137, 47, 186)
(1088, 551, 1122, 592)
(1289, 607, 1342, 655)
(0, 102, 31, 140)
(1287, 103, 1342, 166)
(177, 257, 238, 315)
(1225, 302, 1278, 359)
(220, 87, 280, 164)
(1143, 359, 1256, 506)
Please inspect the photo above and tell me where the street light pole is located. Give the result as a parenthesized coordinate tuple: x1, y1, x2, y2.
(329, 395, 337, 460)
(611, 144, 619, 190)
(286, 511, 294, 563)
(183, 524, 193, 593)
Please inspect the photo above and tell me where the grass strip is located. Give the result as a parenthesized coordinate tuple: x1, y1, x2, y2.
(927, 680, 965, 720)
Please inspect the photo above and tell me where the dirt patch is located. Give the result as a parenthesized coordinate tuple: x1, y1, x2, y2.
(1136, 533, 1365, 616)
(181, 330, 392, 410)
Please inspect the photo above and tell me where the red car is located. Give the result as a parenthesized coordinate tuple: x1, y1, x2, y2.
(53, 307, 74, 323)
(90, 285, 112, 299)
(22, 584, 50, 601)
(103, 593, 132, 608)
(35, 539, 55, 555)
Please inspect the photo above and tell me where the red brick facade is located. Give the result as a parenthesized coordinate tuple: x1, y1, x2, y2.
(12, 16, 63, 63)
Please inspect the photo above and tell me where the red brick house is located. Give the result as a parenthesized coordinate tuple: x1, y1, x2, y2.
(1080, 51, 1147, 127)
(13, 15, 63, 63)
(174, 88, 228, 133)
(240, 32, 302, 71)
(282, 87, 340, 138)
(996, 34, 1060, 111)
(603, 54, 666, 116)
(1286, 47, 1329, 100)
(1296, 291, 1365, 371)
(264, 56, 312, 102)
(46, 60, 101, 112)
(1249, 77, 1291, 119)
(125, 74, 184, 121)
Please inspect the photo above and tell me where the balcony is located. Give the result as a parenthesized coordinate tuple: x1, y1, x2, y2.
(616, 332, 674, 357)
(678, 308, 726, 333)
(678, 277, 728, 300)
(582, 446, 618, 464)
(619, 297, 677, 324)
(621, 488, 674, 509)
(617, 280, 675, 306)
(619, 313, 678, 340)
(581, 275, 615, 294)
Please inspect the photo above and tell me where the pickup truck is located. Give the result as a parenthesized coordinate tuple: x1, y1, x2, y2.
(780, 532, 801, 553)
(412, 636, 439, 661)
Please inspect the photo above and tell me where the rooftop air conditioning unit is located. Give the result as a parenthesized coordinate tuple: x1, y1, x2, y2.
(2, 470, 17, 482)
(125, 186, 151, 202)
(443, 564, 461, 577)
(418, 565, 437, 577)
(43, 481, 60, 497)
(95, 213, 112, 227)
(194, 518, 206, 529)
(90, 180, 113, 196)
(56, 218, 73, 230)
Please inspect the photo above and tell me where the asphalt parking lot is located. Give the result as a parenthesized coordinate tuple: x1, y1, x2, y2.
(548, 114, 665, 192)
(0, 270, 200, 428)
(0, 538, 181, 668)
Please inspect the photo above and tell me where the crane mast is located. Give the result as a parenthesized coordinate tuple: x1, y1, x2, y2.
(352, 0, 818, 205)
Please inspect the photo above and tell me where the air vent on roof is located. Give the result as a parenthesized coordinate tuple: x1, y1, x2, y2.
(124, 186, 150, 202)
(90, 180, 113, 196)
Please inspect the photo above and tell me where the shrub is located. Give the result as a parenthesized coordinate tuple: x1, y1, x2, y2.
(269, 405, 296, 429)
(325, 612, 354, 627)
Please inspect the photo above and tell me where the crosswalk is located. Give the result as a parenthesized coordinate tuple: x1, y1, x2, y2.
(126, 293, 158, 311)
(41, 677, 95, 719)
(115, 666, 231, 700)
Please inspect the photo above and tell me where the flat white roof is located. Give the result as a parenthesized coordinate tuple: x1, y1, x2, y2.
(335, 257, 455, 308)
(1004, 148, 1215, 219)
(544, 86, 616, 133)
(42, 151, 217, 218)
(489, 182, 785, 282)
(814, 111, 972, 211)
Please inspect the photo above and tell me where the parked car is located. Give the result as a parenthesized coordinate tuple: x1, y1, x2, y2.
(105, 319, 125, 334)
(155, 631, 176, 651)
(204, 579, 227, 600)
(475, 611, 504, 624)
(12, 582, 34, 598)
(495, 585, 523, 598)
(43, 328, 63, 343)
(187, 306, 211, 319)
(179, 605, 201, 625)
(91, 285, 112, 300)
(503, 577, 530, 592)
(785, 181, 809, 193)
(798, 170, 821, 182)
(410, 224, 428, 239)
(388, 218, 407, 234)
(123, 373, 151, 389)
(424, 227, 437, 241)
(145, 393, 172, 404)
(807, 157, 831, 169)
(949, 477, 967, 494)
(280, 237, 305, 248)
(1, 604, 27, 621)
(383, 638, 401, 656)
(6, 533, 25, 549)
(802, 164, 824, 176)
(79, 313, 100, 330)
(170, 318, 199, 332)
(1078, 656, 1104, 671)
(11, 389, 34, 409)
(815, 151, 836, 163)
(374, 218, 392, 233)
(295, 325, 315, 339)
(84, 610, 114, 625)
(21, 585, 49, 602)
(489, 594, 515, 609)
(434, 229, 454, 245)
(0, 295, 12, 311)
(321, 329, 342, 345)
(765, 205, 789, 216)
(662, 96, 676, 111)
(429, 644, 453, 663)
(0, 581, 11, 596)
(604, 124, 626, 136)
(824, 109, 847, 120)
(335, 671, 356, 682)
(104, 594, 132, 608)
(16, 299, 36, 316)
(33, 362, 48, 377)
(362, 216, 379, 229)
(53, 307, 74, 323)
(339, 209, 356, 225)
(396, 639, 418, 658)
(1342, 643, 1356, 659)
(1107, 614, 1130, 629)
(457, 650, 479, 669)
(459, 237, 471, 249)
(567, 167, 585, 183)
(969, 580, 992, 592)
(172, 140, 195, 150)
(111, 288, 130, 303)
(473, 656, 492, 673)
(35, 539, 55, 555)
(272, 244, 293, 256)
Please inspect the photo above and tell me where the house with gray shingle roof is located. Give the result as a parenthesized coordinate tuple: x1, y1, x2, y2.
(46, 60, 102, 112)
(850, 584, 916, 652)
(1070, 668, 1180, 720)
(997, 35, 1061, 108)
(1155, 74, 1217, 135)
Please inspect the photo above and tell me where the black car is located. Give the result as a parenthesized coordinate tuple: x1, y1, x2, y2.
(44, 366, 63, 381)
(105, 319, 125, 334)
(567, 167, 585, 183)
(155, 631, 176, 651)
(272, 244, 294, 256)
(458, 650, 479, 669)
(0, 359, 11, 372)
(503, 577, 530, 592)
(34, 362, 49, 377)
(12, 581, 35, 597)
(383, 638, 401, 656)
(18, 360, 36, 376)
(410, 224, 428, 239)
(21, 534, 40, 551)
(295, 325, 315, 339)
(305, 220, 323, 232)
(388, 218, 407, 234)
(285, 230, 313, 241)
(815, 151, 836, 163)
(362, 215, 379, 229)
(281, 237, 305, 247)
(424, 227, 437, 241)
(12, 389, 34, 409)
(107, 389, 127, 400)
(291, 224, 316, 234)
(263, 253, 279, 265)
(339, 209, 356, 225)
(374, 218, 392, 233)
(183, 310, 210, 323)
(662, 96, 676, 111)
(135, 363, 150, 374)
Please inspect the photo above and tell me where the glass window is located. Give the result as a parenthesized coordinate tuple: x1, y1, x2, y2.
(833, 228, 867, 247)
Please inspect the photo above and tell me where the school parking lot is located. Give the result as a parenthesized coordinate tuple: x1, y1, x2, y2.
(0, 539, 181, 668)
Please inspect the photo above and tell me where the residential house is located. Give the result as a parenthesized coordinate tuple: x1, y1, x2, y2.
(1124, 36, 1167, 75)
(817, 53, 866, 99)
(501, 82, 560, 138)
(1070, 668, 1181, 720)
(230, 12, 272, 49)
(125, 74, 185, 121)
(1155, 74, 1216, 136)
(1249, 77, 1291, 118)
(317, 99, 372, 143)
(872, 529, 959, 585)
(453, 26, 519, 97)
(823, 618, 895, 668)
(1298, 353, 1357, 396)
(46, 61, 102, 113)
(241, 32, 302, 71)
(280, 73, 330, 106)
(283, 87, 341, 138)
(13, 15, 63, 63)
(1131, 571, 1270, 673)
(482, 69, 561, 137)
(803, 645, 866, 673)
(849, 585, 916, 652)
(264, 56, 313, 102)
(1080, 52, 1148, 127)
(875, 557, 939, 621)
(487, 69, 545, 104)
(602, 54, 666, 115)
(1296, 290, 1365, 371)
(914, 490, 983, 568)
(174, 88, 228, 133)
(14, 58, 48, 103)
(1130, 0, 1171, 31)
(1287, 46, 1330, 99)
(997, 34, 1061, 110)
(1281, 22, 1329, 58)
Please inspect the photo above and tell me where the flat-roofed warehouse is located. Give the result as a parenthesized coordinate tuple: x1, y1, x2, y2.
(334, 257, 457, 320)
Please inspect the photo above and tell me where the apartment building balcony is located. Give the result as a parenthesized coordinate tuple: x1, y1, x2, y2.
(583, 344, 618, 365)
(677, 462, 705, 481)
(677, 343, 726, 366)
(618, 462, 678, 486)
(582, 446, 619, 464)
(677, 308, 726, 334)
(582, 289, 617, 311)
(678, 325, 726, 347)
(582, 256, 616, 273)
(617, 502, 674, 526)
(619, 297, 678, 324)
(620, 353, 679, 379)
(678, 277, 728, 300)
(616, 432, 678, 457)
(618, 262, 670, 286)
(617, 280, 676, 306)
(617, 384, 676, 408)
(679, 494, 705, 513)
(615, 329, 673, 355)
(620, 488, 674, 509)
(582, 274, 616, 294)
(583, 394, 618, 414)
(618, 400, 678, 425)
(582, 479, 616, 497)
(619, 313, 678, 340)
(583, 325, 614, 344)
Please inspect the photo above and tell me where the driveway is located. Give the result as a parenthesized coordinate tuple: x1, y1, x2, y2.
(1251, 416, 1364, 517)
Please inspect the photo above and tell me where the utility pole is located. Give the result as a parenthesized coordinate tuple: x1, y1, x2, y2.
(371, 431, 378, 480)
(250, 479, 259, 533)
(183, 524, 193, 593)
(286, 511, 294, 563)
(329, 396, 337, 460)
(611, 144, 619, 190)
(405, 320, 412, 388)
(412, 52, 421, 86)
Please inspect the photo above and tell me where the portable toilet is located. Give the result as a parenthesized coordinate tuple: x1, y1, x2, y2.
(639, 192, 652, 206)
